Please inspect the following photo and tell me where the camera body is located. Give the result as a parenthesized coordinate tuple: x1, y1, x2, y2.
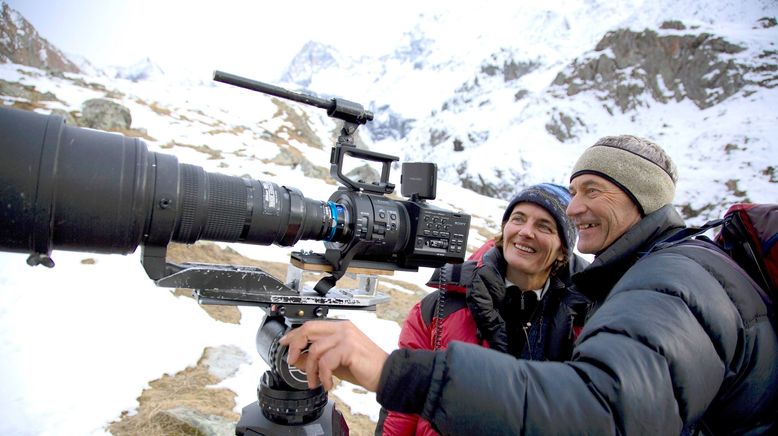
(323, 183, 470, 270)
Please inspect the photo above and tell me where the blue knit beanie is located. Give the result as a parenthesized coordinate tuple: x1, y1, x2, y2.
(501, 183, 576, 254)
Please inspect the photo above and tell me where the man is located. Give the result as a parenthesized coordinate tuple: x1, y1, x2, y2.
(281, 135, 777, 434)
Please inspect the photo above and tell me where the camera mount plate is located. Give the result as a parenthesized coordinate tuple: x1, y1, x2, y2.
(156, 253, 391, 310)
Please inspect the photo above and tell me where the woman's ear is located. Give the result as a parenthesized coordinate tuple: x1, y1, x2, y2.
(556, 247, 567, 262)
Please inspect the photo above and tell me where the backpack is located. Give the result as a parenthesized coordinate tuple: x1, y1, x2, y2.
(650, 203, 777, 298)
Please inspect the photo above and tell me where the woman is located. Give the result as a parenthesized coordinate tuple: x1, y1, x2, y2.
(376, 183, 590, 436)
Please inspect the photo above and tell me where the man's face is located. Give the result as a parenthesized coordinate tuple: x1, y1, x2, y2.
(566, 174, 641, 255)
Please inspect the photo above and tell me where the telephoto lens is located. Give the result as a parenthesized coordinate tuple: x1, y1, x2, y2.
(0, 107, 349, 262)
(0, 106, 469, 278)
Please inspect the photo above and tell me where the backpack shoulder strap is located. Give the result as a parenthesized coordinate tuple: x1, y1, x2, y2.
(643, 218, 726, 257)
(420, 289, 467, 327)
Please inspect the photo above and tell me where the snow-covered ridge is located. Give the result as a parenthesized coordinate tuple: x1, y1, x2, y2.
(0, 1, 776, 433)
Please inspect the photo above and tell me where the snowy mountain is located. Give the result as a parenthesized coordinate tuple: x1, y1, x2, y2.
(109, 56, 166, 82)
(278, 0, 778, 223)
(4, 0, 776, 223)
(0, 1, 777, 433)
(281, 41, 342, 87)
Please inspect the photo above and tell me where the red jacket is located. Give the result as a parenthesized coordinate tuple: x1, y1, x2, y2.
(377, 241, 589, 435)
(380, 270, 485, 435)
(379, 244, 490, 436)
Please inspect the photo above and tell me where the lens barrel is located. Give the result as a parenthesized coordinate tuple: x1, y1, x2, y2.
(0, 107, 348, 258)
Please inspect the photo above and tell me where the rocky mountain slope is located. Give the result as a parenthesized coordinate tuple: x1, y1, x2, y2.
(278, 1, 777, 223)
(0, 2, 80, 73)
(1, 2, 776, 434)
(3, 1, 777, 225)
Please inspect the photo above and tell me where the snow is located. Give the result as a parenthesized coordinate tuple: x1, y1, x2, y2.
(0, 250, 267, 435)
(1, 0, 777, 434)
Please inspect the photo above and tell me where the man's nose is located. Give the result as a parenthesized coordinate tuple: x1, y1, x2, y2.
(566, 193, 584, 218)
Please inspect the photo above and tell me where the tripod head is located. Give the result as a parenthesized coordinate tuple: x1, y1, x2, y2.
(162, 251, 392, 435)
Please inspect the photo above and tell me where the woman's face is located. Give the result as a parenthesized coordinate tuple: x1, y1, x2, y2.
(502, 202, 565, 282)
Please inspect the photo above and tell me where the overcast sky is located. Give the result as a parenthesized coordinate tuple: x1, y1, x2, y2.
(7, 0, 431, 81)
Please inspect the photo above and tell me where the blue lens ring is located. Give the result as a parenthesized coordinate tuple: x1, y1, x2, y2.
(325, 201, 339, 241)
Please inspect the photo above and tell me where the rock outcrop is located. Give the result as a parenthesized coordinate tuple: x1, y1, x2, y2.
(0, 3, 81, 73)
(551, 26, 756, 112)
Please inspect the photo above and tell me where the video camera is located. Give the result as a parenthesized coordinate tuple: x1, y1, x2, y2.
(0, 71, 471, 435)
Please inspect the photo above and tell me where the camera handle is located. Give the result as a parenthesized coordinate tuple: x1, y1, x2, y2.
(329, 140, 398, 195)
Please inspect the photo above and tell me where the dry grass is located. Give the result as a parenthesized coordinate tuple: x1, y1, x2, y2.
(108, 347, 240, 436)
(331, 383, 381, 436)
(134, 99, 225, 127)
(147, 100, 172, 117)
(109, 242, 420, 435)
(114, 127, 156, 141)
(161, 140, 224, 160)
(375, 279, 428, 326)
(9, 100, 47, 111)
(271, 99, 325, 149)
(204, 126, 249, 136)
(69, 76, 123, 99)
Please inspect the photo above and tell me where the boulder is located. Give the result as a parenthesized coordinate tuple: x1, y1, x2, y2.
(157, 407, 235, 436)
(81, 98, 132, 131)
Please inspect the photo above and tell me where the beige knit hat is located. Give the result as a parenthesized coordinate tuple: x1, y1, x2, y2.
(570, 135, 678, 215)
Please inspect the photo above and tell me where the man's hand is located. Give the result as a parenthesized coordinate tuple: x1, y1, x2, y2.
(279, 320, 389, 392)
